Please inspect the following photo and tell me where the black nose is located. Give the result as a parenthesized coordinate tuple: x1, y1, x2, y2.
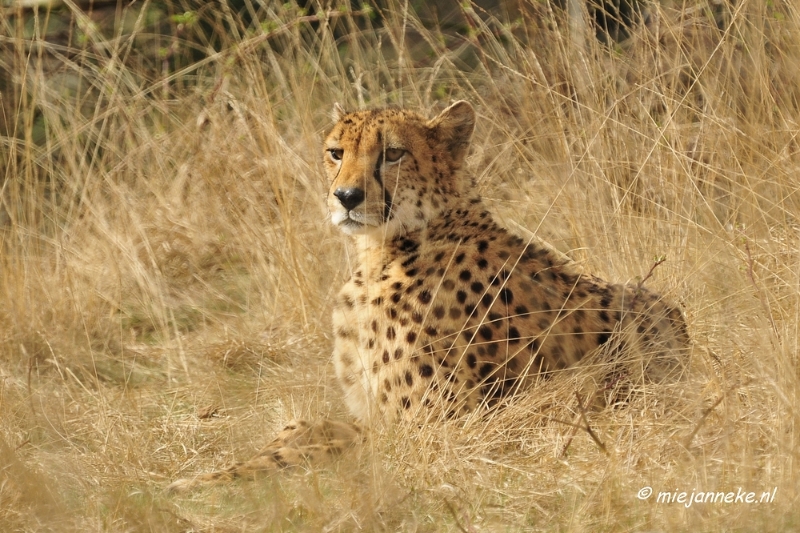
(333, 187, 365, 211)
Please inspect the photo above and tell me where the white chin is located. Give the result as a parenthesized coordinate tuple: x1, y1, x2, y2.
(330, 211, 349, 226)
(331, 211, 378, 235)
(338, 219, 372, 235)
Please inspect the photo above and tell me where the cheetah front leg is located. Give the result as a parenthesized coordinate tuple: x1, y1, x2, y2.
(166, 419, 362, 492)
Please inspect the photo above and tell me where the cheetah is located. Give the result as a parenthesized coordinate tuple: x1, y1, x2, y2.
(167, 101, 689, 491)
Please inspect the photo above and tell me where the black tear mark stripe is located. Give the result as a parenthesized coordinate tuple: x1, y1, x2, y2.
(373, 151, 393, 221)
(373, 151, 384, 185)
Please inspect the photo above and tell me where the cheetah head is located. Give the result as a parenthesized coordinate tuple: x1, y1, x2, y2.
(323, 101, 475, 239)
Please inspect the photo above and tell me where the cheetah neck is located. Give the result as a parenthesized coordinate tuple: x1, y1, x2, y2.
(351, 195, 481, 278)
(352, 232, 419, 279)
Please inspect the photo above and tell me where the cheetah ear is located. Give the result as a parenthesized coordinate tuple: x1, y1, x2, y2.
(428, 100, 475, 165)
(332, 102, 347, 123)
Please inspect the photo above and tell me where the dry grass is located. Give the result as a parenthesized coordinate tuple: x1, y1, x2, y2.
(1, 0, 799, 531)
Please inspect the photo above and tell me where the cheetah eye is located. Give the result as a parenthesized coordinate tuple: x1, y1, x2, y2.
(384, 148, 405, 163)
(328, 148, 344, 161)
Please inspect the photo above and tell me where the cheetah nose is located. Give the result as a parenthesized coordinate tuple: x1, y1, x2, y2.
(333, 187, 365, 211)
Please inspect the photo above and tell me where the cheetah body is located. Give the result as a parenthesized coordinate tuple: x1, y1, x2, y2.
(325, 101, 689, 425)
(166, 101, 689, 491)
